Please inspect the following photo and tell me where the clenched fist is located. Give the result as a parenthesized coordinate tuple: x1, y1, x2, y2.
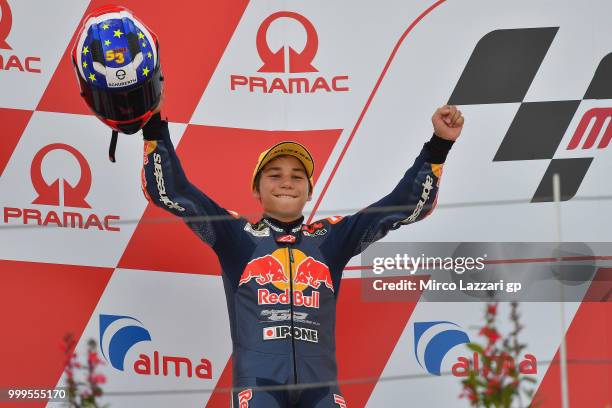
(432, 105, 464, 141)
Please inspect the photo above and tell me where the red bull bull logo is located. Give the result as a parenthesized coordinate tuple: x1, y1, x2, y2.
(238, 249, 334, 293)
(239, 255, 288, 286)
(294, 257, 334, 291)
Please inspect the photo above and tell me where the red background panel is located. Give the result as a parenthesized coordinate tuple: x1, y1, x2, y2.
(118, 126, 342, 274)
(205, 357, 233, 408)
(37, 0, 249, 123)
(533, 268, 612, 407)
(0, 108, 32, 178)
(0, 260, 114, 407)
(336, 279, 419, 407)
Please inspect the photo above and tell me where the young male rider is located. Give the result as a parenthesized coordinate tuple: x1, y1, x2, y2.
(71, 6, 464, 407)
(140, 104, 463, 407)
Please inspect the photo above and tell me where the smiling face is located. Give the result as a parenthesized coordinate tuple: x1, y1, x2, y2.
(253, 155, 312, 222)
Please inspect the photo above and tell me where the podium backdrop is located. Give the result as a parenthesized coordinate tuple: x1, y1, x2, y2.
(0, 0, 611, 407)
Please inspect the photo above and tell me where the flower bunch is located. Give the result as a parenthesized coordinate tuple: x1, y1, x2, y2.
(60, 333, 109, 408)
(459, 302, 538, 407)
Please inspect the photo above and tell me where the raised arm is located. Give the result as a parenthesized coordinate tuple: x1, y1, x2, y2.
(140, 113, 247, 254)
(320, 105, 464, 268)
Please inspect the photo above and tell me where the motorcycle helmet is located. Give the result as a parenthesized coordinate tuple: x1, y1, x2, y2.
(72, 5, 163, 160)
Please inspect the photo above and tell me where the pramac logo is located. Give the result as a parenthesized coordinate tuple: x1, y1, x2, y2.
(31, 143, 91, 208)
(0, 0, 41, 73)
(256, 11, 318, 73)
(0, 0, 13, 49)
(2, 143, 120, 231)
(230, 11, 349, 94)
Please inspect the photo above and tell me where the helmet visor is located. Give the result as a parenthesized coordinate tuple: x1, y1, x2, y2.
(79, 65, 163, 123)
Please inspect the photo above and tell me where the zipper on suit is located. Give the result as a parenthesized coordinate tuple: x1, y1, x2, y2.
(287, 244, 298, 385)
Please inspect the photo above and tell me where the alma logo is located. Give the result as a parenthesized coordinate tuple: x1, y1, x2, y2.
(99, 314, 213, 380)
(414, 321, 471, 376)
(2, 143, 120, 231)
(230, 11, 349, 94)
(0, 0, 41, 73)
(452, 351, 537, 378)
(414, 321, 537, 377)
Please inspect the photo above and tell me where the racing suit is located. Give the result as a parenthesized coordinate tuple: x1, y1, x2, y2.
(141, 114, 453, 407)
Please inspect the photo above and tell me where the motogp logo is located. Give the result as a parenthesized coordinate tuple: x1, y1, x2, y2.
(450, 27, 612, 202)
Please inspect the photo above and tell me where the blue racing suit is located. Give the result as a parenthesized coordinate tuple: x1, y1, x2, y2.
(140, 114, 453, 407)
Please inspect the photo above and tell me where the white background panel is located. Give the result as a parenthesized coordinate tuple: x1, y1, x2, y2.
(0, 111, 186, 267)
(0, 0, 89, 109)
(51, 269, 232, 408)
(0, 0, 608, 407)
(312, 0, 612, 244)
(367, 301, 581, 407)
(191, 0, 427, 131)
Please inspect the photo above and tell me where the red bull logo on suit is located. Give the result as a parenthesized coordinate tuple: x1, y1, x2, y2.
(239, 249, 333, 291)
(238, 248, 334, 309)
(239, 254, 288, 286)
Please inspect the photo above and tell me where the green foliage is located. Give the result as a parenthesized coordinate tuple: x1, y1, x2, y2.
(459, 303, 537, 408)
(61, 333, 110, 408)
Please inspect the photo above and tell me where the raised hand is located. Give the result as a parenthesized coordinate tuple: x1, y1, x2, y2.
(432, 105, 464, 141)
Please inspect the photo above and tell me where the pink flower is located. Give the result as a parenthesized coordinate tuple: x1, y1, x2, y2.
(88, 351, 101, 365)
(487, 304, 498, 315)
(485, 379, 500, 395)
(479, 327, 501, 344)
(92, 374, 106, 385)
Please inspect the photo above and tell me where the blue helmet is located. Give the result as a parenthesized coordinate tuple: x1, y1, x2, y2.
(72, 6, 163, 135)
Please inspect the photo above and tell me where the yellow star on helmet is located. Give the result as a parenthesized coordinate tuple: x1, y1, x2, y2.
(104, 39, 111, 46)
(142, 67, 150, 76)
(142, 42, 147, 48)
(113, 29, 124, 38)
(147, 51, 152, 59)
(102, 23, 109, 30)
(138, 32, 145, 40)
(88, 73, 96, 81)
(82, 46, 89, 55)
(82, 61, 88, 68)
